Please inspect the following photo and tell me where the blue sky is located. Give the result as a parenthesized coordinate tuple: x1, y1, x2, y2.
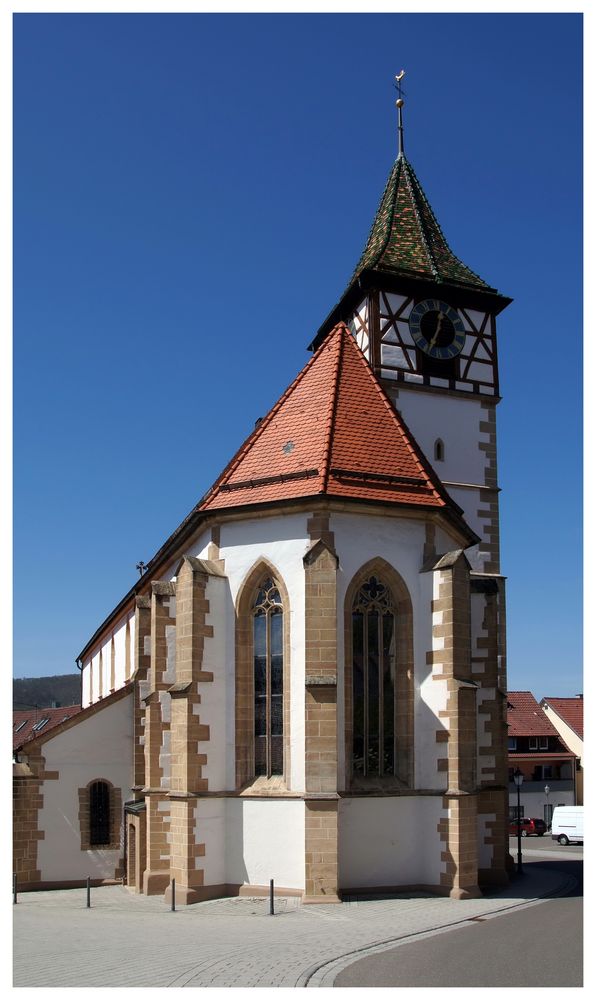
(13, 12, 583, 699)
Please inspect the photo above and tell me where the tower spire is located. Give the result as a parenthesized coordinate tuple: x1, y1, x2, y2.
(394, 70, 406, 157)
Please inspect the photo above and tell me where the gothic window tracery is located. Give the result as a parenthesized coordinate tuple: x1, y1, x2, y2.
(252, 578, 284, 777)
(351, 575, 397, 778)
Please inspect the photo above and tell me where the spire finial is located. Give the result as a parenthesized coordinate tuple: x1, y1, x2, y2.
(394, 70, 406, 157)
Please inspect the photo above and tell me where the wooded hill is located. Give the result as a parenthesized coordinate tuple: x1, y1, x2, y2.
(13, 673, 81, 710)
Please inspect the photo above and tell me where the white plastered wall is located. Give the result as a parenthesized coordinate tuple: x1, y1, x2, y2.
(392, 389, 492, 573)
(511, 789, 575, 817)
(225, 798, 305, 890)
(418, 568, 450, 788)
(81, 665, 91, 707)
(339, 796, 445, 888)
(112, 616, 129, 692)
(395, 390, 486, 487)
(542, 706, 583, 765)
(35, 693, 134, 881)
(81, 609, 134, 709)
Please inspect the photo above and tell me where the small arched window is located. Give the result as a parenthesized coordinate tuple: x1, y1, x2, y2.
(434, 438, 445, 462)
(89, 780, 111, 846)
(253, 578, 284, 777)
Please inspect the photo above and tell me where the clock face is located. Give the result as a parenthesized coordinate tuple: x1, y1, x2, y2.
(409, 299, 466, 360)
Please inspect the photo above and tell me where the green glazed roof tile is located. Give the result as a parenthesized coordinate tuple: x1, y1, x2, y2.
(349, 154, 493, 292)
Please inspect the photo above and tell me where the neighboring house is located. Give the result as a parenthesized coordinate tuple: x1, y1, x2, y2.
(13, 97, 514, 903)
(540, 696, 583, 805)
(507, 691, 577, 825)
(13, 690, 130, 890)
(13, 705, 82, 756)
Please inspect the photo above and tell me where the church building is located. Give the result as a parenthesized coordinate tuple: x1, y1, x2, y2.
(13, 85, 512, 903)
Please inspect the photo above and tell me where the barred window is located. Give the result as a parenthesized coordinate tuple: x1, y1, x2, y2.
(253, 578, 284, 777)
(352, 575, 397, 778)
(89, 780, 111, 846)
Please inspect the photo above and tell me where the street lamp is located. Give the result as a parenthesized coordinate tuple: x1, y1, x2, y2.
(545, 784, 551, 829)
(513, 768, 524, 875)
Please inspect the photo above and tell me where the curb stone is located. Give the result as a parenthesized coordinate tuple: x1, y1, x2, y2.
(303, 872, 579, 987)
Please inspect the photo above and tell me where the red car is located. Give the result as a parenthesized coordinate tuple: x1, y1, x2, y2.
(508, 817, 547, 837)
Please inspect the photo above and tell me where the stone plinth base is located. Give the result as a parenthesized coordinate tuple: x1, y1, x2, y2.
(142, 870, 170, 896)
(164, 882, 205, 906)
(449, 884, 482, 900)
(301, 893, 341, 905)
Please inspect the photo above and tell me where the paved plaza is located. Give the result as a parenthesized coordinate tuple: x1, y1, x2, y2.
(12, 858, 578, 989)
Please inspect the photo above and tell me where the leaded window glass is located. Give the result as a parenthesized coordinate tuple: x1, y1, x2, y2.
(352, 575, 396, 777)
(253, 578, 284, 777)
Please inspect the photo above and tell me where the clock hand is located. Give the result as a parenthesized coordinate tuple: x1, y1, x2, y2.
(428, 314, 443, 350)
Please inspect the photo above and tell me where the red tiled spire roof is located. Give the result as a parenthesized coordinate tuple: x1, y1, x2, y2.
(200, 323, 465, 517)
(507, 691, 559, 738)
(541, 697, 583, 740)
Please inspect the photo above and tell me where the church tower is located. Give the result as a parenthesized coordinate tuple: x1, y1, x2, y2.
(309, 77, 513, 888)
(311, 75, 511, 582)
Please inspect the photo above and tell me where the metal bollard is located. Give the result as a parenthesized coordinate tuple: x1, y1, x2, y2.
(171, 878, 176, 912)
(269, 878, 274, 916)
(86, 876, 91, 908)
(13, 873, 17, 905)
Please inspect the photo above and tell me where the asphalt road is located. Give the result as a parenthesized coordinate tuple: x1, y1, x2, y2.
(335, 856, 583, 988)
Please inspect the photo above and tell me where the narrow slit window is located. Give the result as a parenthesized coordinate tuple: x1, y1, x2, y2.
(434, 438, 445, 462)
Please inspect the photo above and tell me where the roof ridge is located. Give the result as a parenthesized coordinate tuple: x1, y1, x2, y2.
(321, 325, 344, 492)
(368, 158, 402, 273)
(401, 156, 441, 282)
(199, 341, 327, 508)
(338, 330, 456, 509)
(348, 159, 399, 283)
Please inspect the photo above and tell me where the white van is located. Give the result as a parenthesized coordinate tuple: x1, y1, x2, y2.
(551, 805, 583, 845)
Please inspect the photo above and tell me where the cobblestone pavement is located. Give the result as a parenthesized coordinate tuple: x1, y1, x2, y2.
(12, 865, 575, 988)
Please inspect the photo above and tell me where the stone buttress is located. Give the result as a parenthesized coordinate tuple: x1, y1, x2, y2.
(303, 512, 341, 904)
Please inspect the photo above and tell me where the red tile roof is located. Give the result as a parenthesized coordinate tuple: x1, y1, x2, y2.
(507, 691, 559, 737)
(541, 697, 583, 740)
(13, 705, 82, 751)
(200, 323, 466, 520)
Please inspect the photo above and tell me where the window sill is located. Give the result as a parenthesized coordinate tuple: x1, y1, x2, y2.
(239, 775, 291, 796)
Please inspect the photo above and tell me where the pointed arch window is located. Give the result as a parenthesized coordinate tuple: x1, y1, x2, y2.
(352, 575, 397, 778)
(253, 578, 284, 777)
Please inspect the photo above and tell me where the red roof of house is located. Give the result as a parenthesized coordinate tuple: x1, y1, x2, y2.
(13, 705, 82, 751)
(507, 691, 560, 738)
(200, 323, 467, 521)
(541, 696, 583, 740)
